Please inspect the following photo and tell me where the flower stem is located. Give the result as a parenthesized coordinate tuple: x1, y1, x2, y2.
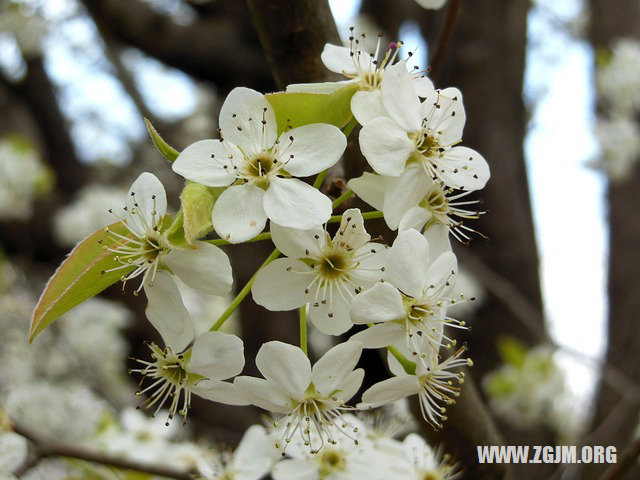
(387, 345, 417, 376)
(210, 248, 281, 332)
(342, 116, 358, 138)
(328, 210, 383, 223)
(208, 232, 272, 246)
(313, 169, 329, 189)
(299, 305, 308, 355)
(332, 189, 355, 209)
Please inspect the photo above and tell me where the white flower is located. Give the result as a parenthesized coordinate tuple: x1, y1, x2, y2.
(251, 208, 387, 335)
(173, 87, 347, 243)
(359, 347, 470, 429)
(288, 37, 434, 127)
(351, 228, 466, 357)
(358, 62, 489, 190)
(348, 165, 484, 241)
(0, 432, 27, 476)
(398, 434, 458, 479)
(597, 38, 640, 116)
(131, 290, 248, 422)
(54, 184, 127, 246)
(198, 425, 274, 480)
(593, 116, 640, 181)
(103, 172, 233, 297)
(414, 0, 448, 9)
(234, 341, 364, 453)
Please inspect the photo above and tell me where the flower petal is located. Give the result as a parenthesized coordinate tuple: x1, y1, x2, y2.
(350, 282, 405, 324)
(382, 163, 431, 230)
(234, 376, 292, 413)
(425, 251, 458, 298)
(381, 62, 422, 132)
(359, 375, 420, 409)
(144, 271, 193, 352)
(256, 341, 311, 399)
(212, 184, 267, 244)
(348, 172, 388, 211)
(351, 89, 386, 126)
(312, 341, 362, 397)
(359, 117, 414, 176)
(126, 172, 167, 237)
(172, 139, 238, 187)
(163, 241, 233, 295)
(335, 368, 364, 402)
(351, 322, 406, 348)
(192, 379, 250, 405)
(219, 87, 277, 152)
(436, 146, 490, 191)
(398, 206, 431, 232)
(286, 80, 354, 93)
(270, 222, 325, 259)
(333, 208, 370, 250)
(277, 124, 346, 177)
(189, 331, 244, 380)
(252, 258, 311, 310)
(273, 458, 318, 480)
(308, 295, 352, 335)
(424, 222, 452, 258)
(321, 43, 357, 75)
(412, 75, 435, 98)
(386, 229, 430, 298)
(423, 87, 466, 147)
(263, 177, 332, 229)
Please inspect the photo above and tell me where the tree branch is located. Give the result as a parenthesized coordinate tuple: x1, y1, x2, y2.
(598, 436, 640, 480)
(428, 0, 462, 79)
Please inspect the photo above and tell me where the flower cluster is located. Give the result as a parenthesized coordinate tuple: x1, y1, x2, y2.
(28, 31, 491, 471)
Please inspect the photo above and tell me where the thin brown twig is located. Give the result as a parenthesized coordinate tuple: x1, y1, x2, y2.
(428, 0, 462, 79)
(598, 435, 640, 480)
(12, 422, 194, 480)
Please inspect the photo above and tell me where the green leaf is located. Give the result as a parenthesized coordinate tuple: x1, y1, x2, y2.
(266, 83, 358, 134)
(144, 118, 179, 162)
(30, 222, 135, 342)
(496, 336, 528, 369)
(181, 182, 224, 244)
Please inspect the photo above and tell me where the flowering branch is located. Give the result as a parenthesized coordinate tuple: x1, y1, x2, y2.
(12, 422, 194, 480)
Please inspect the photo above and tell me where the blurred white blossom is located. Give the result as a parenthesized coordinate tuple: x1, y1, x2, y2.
(593, 116, 640, 181)
(597, 39, 640, 117)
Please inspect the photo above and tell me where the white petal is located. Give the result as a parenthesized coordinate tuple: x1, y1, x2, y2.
(387, 348, 409, 377)
(252, 258, 311, 310)
(412, 75, 435, 98)
(308, 296, 352, 335)
(353, 242, 388, 283)
(219, 87, 277, 152)
(256, 341, 311, 399)
(126, 172, 167, 237)
(172, 139, 238, 187)
(163, 241, 232, 295)
(273, 458, 318, 480)
(415, 0, 448, 9)
(423, 87, 466, 147)
(333, 208, 370, 250)
(381, 62, 422, 132)
(335, 368, 364, 402)
(382, 163, 430, 230)
(359, 375, 420, 408)
(144, 271, 194, 352)
(0, 432, 28, 473)
(286, 80, 354, 93)
(234, 425, 270, 464)
(436, 146, 490, 191)
(312, 341, 362, 397)
(398, 206, 431, 232)
(351, 90, 386, 126)
(348, 172, 388, 211)
(192, 379, 250, 405)
(189, 331, 244, 380)
(350, 282, 405, 324)
(212, 184, 267, 244)
(386, 229, 431, 298)
(359, 117, 414, 176)
(321, 43, 357, 75)
(277, 124, 346, 177)
(425, 251, 458, 297)
(263, 177, 332, 229)
(351, 323, 405, 348)
(423, 222, 452, 258)
(234, 376, 292, 413)
(270, 222, 325, 259)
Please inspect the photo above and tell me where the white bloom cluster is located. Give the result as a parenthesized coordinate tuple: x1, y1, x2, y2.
(0, 135, 50, 221)
(594, 39, 640, 180)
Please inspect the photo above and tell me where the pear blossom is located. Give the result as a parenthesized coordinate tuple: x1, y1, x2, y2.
(359, 346, 471, 428)
(351, 228, 467, 357)
(103, 172, 233, 297)
(398, 434, 458, 480)
(132, 277, 248, 422)
(348, 165, 484, 241)
(173, 87, 347, 243)
(234, 341, 364, 453)
(593, 116, 640, 181)
(197, 425, 275, 480)
(251, 209, 387, 335)
(0, 432, 28, 477)
(358, 62, 489, 190)
(597, 38, 640, 116)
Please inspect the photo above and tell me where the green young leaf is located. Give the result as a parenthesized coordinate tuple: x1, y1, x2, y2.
(177, 182, 224, 245)
(144, 118, 179, 162)
(496, 336, 528, 369)
(266, 83, 359, 134)
(29, 222, 135, 342)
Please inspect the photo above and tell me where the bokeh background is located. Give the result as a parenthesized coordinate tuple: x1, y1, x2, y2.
(0, 0, 638, 479)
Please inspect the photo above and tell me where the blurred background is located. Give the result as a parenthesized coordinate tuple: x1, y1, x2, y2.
(0, 0, 638, 479)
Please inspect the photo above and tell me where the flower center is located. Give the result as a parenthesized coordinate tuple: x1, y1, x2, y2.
(319, 251, 351, 280)
(319, 448, 346, 475)
(245, 154, 276, 179)
(419, 188, 450, 218)
(415, 130, 443, 158)
(421, 472, 442, 480)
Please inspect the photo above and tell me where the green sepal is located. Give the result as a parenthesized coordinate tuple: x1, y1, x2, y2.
(266, 83, 359, 135)
(144, 118, 179, 162)
(167, 182, 224, 247)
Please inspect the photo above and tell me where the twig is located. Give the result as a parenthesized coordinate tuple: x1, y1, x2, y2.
(12, 422, 194, 480)
(598, 435, 640, 480)
(428, 0, 462, 79)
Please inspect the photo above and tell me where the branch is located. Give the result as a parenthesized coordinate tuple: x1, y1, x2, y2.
(12, 422, 194, 480)
(428, 0, 462, 79)
(598, 436, 640, 480)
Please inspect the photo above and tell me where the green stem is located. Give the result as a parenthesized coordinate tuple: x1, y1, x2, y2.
(387, 345, 417, 375)
(332, 189, 355, 209)
(313, 169, 329, 190)
(210, 248, 281, 331)
(207, 232, 272, 247)
(328, 210, 383, 223)
(299, 306, 308, 355)
(342, 116, 358, 138)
